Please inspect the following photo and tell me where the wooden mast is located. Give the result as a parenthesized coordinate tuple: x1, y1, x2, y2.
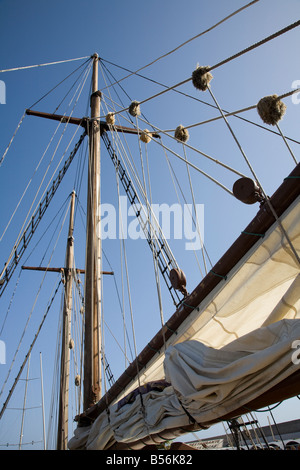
(83, 53, 102, 409)
(57, 190, 76, 450)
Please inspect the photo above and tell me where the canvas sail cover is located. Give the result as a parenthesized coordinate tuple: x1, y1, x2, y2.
(69, 195, 300, 450)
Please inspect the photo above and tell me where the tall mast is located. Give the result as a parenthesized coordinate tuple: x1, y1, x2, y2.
(83, 53, 102, 409)
(57, 190, 76, 450)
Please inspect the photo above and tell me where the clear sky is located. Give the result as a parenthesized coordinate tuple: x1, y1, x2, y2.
(0, 0, 299, 449)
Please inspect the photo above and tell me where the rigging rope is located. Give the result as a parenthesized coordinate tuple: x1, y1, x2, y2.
(205, 85, 300, 267)
(161, 139, 212, 276)
(182, 144, 207, 275)
(103, 19, 300, 118)
(177, 88, 300, 132)
(275, 123, 298, 164)
(99, 0, 260, 90)
(0, 197, 72, 410)
(0, 59, 91, 273)
(0, 276, 63, 421)
(136, 115, 166, 345)
(114, 161, 142, 387)
(0, 111, 26, 168)
(0, 55, 91, 74)
(102, 95, 248, 179)
(0, 119, 63, 243)
(29, 58, 92, 111)
(100, 59, 300, 146)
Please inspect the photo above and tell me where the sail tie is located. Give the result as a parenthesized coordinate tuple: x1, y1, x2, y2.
(241, 231, 265, 238)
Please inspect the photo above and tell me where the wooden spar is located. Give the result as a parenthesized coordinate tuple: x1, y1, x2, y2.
(57, 190, 75, 450)
(25, 108, 160, 138)
(83, 54, 102, 409)
(21, 266, 114, 275)
(76, 161, 300, 425)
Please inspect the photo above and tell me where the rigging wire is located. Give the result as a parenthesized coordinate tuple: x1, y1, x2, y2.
(102, 249, 134, 364)
(275, 123, 298, 164)
(101, 102, 181, 286)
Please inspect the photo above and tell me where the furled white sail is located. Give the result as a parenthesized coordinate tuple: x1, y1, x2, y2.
(69, 195, 300, 450)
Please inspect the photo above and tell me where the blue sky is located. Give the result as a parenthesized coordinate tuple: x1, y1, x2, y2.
(0, 0, 299, 448)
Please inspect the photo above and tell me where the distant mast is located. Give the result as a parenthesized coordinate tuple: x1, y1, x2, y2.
(83, 53, 102, 410)
(57, 190, 76, 450)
